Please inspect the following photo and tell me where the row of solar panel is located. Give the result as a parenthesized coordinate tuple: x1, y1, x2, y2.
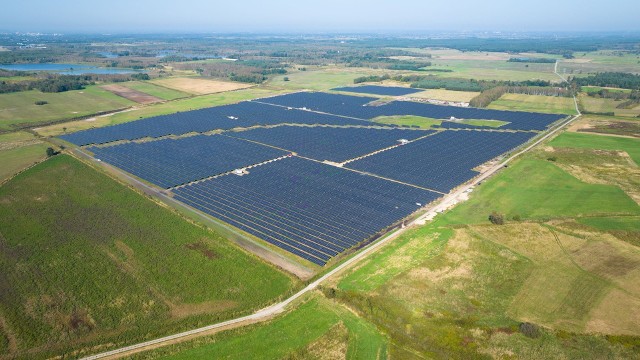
(346, 130, 536, 192)
(227, 126, 434, 163)
(88, 135, 286, 188)
(259, 92, 566, 131)
(173, 157, 440, 265)
(60, 100, 371, 146)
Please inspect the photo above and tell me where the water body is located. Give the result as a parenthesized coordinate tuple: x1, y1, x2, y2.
(0, 63, 143, 75)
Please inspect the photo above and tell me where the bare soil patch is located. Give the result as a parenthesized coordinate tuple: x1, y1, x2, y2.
(101, 84, 162, 104)
(151, 78, 253, 95)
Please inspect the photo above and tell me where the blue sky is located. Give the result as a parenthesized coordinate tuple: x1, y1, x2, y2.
(3, 0, 639, 33)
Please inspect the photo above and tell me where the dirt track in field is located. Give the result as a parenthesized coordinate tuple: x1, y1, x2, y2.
(101, 85, 163, 104)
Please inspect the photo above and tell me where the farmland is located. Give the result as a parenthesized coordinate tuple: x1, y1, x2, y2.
(150, 77, 253, 95)
(0, 155, 295, 359)
(488, 93, 578, 115)
(0, 86, 135, 131)
(121, 81, 190, 100)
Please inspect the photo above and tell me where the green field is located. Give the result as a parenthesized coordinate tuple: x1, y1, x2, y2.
(549, 132, 640, 164)
(36, 87, 288, 137)
(373, 116, 508, 129)
(0, 142, 49, 182)
(578, 94, 640, 117)
(268, 67, 395, 91)
(488, 93, 577, 115)
(443, 158, 639, 224)
(577, 216, 640, 232)
(138, 296, 387, 360)
(121, 81, 190, 100)
(0, 155, 295, 359)
(0, 86, 135, 131)
(430, 59, 559, 82)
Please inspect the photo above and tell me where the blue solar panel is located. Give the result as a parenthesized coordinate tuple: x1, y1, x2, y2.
(332, 85, 423, 96)
(347, 131, 536, 193)
(59, 100, 369, 146)
(260, 92, 566, 131)
(173, 157, 440, 265)
(227, 126, 434, 162)
(88, 135, 286, 188)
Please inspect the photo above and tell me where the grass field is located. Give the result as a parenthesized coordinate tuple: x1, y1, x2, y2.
(568, 114, 640, 138)
(35, 87, 288, 137)
(150, 77, 253, 95)
(429, 59, 559, 82)
(549, 132, 640, 164)
(373, 115, 442, 128)
(578, 94, 640, 117)
(582, 86, 632, 94)
(0, 142, 49, 182)
(408, 89, 480, 102)
(443, 158, 639, 224)
(0, 86, 135, 131)
(0, 155, 295, 359)
(488, 93, 577, 115)
(121, 81, 190, 100)
(268, 67, 396, 91)
(136, 295, 387, 360)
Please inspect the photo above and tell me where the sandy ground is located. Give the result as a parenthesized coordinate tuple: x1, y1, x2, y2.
(101, 84, 162, 104)
(152, 78, 253, 95)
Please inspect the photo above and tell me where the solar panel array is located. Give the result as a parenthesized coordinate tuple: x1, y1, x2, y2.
(332, 85, 423, 96)
(88, 135, 286, 188)
(227, 126, 434, 162)
(173, 157, 440, 265)
(347, 131, 536, 193)
(260, 92, 566, 131)
(60, 101, 369, 146)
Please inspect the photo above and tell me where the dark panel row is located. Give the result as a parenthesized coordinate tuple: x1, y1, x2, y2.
(227, 126, 434, 162)
(173, 157, 440, 265)
(347, 130, 536, 193)
(88, 135, 286, 188)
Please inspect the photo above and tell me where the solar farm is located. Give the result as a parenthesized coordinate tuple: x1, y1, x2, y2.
(60, 91, 567, 266)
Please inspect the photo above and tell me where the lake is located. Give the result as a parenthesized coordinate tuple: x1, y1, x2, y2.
(0, 63, 144, 75)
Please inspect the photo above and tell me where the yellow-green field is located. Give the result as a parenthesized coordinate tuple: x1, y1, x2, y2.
(0, 86, 135, 131)
(488, 93, 578, 115)
(579, 94, 640, 117)
(409, 89, 480, 102)
(120, 81, 190, 100)
(150, 77, 253, 95)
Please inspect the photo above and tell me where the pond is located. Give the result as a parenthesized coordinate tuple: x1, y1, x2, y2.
(0, 63, 144, 75)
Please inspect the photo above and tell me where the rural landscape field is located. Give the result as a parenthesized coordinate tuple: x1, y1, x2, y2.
(0, 1, 639, 359)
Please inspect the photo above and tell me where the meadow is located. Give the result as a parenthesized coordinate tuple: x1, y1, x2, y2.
(0, 86, 135, 131)
(0, 155, 295, 359)
(488, 93, 578, 115)
(121, 81, 190, 100)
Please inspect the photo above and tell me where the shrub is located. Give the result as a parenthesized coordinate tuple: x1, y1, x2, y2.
(547, 156, 557, 162)
(34, 100, 48, 105)
(488, 211, 505, 225)
(519, 322, 541, 338)
(512, 214, 522, 221)
(46, 147, 58, 157)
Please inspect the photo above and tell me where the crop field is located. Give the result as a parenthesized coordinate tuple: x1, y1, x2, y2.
(150, 77, 253, 95)
(0, 86, 135, 131)
(488, 93, 578, 115)
(408, 89, 480, 102)
(121, 81, 190, 100)
(101, 84, 163, 104)
(0, 155, 295, 359)
(55, 90, 565, 265)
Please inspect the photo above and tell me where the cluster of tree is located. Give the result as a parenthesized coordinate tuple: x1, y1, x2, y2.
(586, 88, 640, 100)
(573, 72, 640, 90)
(470, 87, 507, 107)
(353, 74, 391, 83)
(0, 75, 94, 93)
(411, 77, 486, 92)
(507, 57, 556, 63)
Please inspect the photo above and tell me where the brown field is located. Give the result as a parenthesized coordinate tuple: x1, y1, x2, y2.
(151, 77, 253, 95)
(101, 84, 162, 104)
(567, 115, 640, 138)
(409, 89, 480, 103)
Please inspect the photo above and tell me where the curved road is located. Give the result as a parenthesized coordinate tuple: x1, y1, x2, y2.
(82, 97, 581, 360)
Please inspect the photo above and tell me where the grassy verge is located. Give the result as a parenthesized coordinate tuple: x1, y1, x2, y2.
(132, 295, 387, 360)
(0, 86, 135, 131)
(0, 155, 295, 359)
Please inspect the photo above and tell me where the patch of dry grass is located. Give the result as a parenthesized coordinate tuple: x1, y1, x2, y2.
(151, 77, 253, 95)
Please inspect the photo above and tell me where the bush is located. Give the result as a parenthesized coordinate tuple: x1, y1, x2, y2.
(519, 322, 541, 338)
(547, 156, 557, 162)
(283, 77, 289, 82)
(512, 214, 522, 221)
(488, 212, 505, 225)
(34, 100, 48, 105)
(46, 147, 58, 157)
